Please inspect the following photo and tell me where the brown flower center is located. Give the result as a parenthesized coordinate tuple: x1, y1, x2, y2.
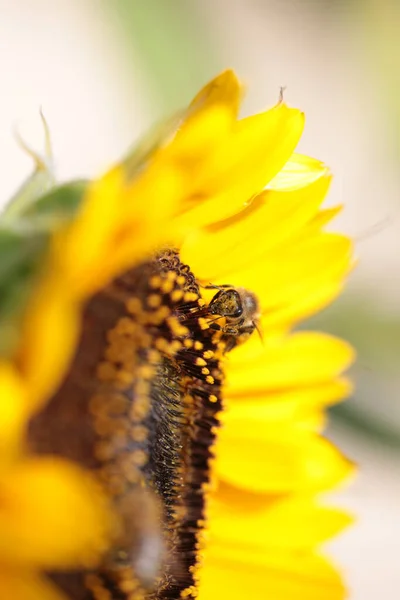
(29, 249, 226, 600)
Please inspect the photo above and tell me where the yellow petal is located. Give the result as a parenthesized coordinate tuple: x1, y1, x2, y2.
(208, 493, 353, 549)
(226, 332, 355, 397)
(231, 233, 353, 308)
(177, 103, 305, 228)
(187, 69, 242, 119)
(18, 275, 80, 413)
(0, 569, 67, 600)
(197, 547, 346, 600)
(267, 152, 330, 191)
(58, 162, 183, 297)
(215, 426, 354, 493)
(260, 280, 346, 330)
(225, 378, 352, 412)
(0, 363, 27, 460)
(0, 458, 114, 569)
(181, 174, 332, 281)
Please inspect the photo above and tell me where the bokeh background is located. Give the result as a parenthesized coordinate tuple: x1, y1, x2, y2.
(0, 0, 399, 597)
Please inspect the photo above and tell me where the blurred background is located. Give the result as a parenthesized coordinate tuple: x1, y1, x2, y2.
(0, 0, 399, 597)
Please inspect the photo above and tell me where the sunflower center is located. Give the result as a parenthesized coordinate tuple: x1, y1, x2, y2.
(29, 249, 227, 600)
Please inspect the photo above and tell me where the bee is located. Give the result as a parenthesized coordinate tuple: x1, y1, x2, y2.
(207, 285, 261, 351)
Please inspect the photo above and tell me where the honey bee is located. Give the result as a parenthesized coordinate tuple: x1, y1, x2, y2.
(207, 285, 261, 351)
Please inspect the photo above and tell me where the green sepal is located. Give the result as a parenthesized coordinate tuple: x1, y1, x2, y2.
(0, 226, 49, 356)
(0, 181, 88, 357)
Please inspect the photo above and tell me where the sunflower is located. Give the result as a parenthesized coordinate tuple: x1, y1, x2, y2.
(0, 70, 354, 600)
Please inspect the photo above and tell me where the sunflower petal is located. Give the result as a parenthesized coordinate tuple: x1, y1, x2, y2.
(0, 458, 114, 569)
(267, 152, 330, 191)
(226, 332, 355, 397)
(0, 569, 67, 600)
(181, 174, 332, 280)
(215, 425, 354, 493)
(208, 493, 353, 549)
(187, 69, 242, 118)
(198, 548, 346, 600)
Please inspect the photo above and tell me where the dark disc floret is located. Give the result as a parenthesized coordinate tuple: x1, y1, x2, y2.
(29, 249, 228, 600)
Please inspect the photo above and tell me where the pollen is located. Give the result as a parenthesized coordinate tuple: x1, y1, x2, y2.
(149, 275, 163, 289)
(198, 317, 209, 330)
(195, 357, 207, 367)
(171, 289, 184, 302)
(161, 278, 175, 294)
(125, 296, 143, 315)
(130, 425, 148, 443)
(147, 293, 162, 308)
(167, 316, 190, 337)
(183, 291, 199, 302)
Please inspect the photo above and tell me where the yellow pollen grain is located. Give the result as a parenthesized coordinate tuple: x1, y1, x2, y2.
(134, 380, 151, 396)
(96, 362, 117, 382)
(161, 279, 174, 294)
(89, 394, 109, 415)
(155, 337, 170, 352)
(198, 318, 209, 330)
(206, 375, 215, 385)
(130, 396, 150, 421)
(184, 291, 198, 302)
(203, 350, 214, 359)
(84, 574, 112, 600)
(125, 297, 143, 315)
(131, 425, 148, 442)
(147, 293, 162, 308)
(105, 344, 134, 365)
(177, 275, 186, 286)
(93, 415, 121, 438)
(115, 317, 136, 335)
(138, 332, 152, 349)
(147, 349, 161, 364)
(184, 338, 193, 348)
(195, 357, 207, 367)
(166, 270, 177, 281)
(201, 367, 210, 375)
(209, 394, 218, 403)
(194, 340, 203, 351)
(132, 449, 148, 467)
(168, 316, 189, 337)
(94, 441, 114, 462)
(107, 393, 129, 414)
(171, 289, 184, 302)
(137, 364, 155, 380)
(169, 340, 183, 354)
(149, 305, 171, 325)
(116, 369, 134, 385)
(150, 275, 162, 289)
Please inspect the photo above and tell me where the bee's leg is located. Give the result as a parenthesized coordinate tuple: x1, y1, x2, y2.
(222, 326, 240, 335)
(223, 336, 238, 352)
